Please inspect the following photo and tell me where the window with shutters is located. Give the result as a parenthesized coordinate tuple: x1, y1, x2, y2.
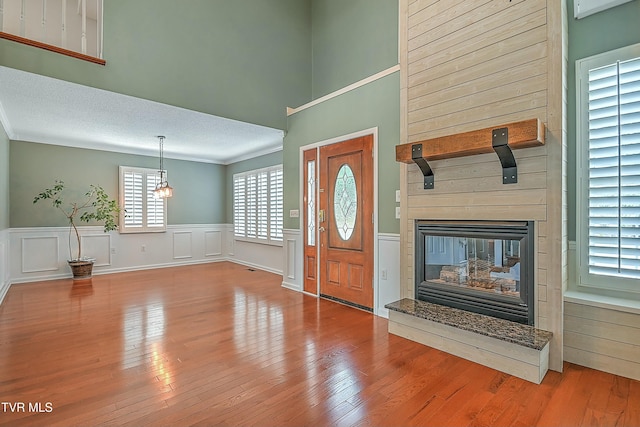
(233, 165, 283, 245)
(119, 166, 167, 233)
(576, 43, 640, 295)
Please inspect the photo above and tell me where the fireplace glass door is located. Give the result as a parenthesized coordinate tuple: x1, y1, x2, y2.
(416, 220, 534, 325)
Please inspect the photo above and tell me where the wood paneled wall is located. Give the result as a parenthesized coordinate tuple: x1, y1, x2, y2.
(399, 0, 567, 371)
(406, 0, 548, 139)
(564, 302, 640, 381)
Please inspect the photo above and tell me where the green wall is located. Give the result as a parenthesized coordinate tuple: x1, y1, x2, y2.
(0, 0, 312, 130)
(284, 72, 400, 234)
(4, 0, 402, 234)
(10, 141, 225, 227)
(311, 0, 398, 99)
(285, 0, 400, 234)
(567, 0, 640, 241)
(225, 151, 283, 224)
(0, 124, 8, 230)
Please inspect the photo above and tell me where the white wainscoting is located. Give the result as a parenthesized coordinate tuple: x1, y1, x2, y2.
(5, 226, 401, 320)
(0, 229, 9, 304)
(9, 224, 231, 283)
(173, 231, 193, 260)
(227, 229, 235, 256)
(226, 224, 283, 275)
(227, 240, 284, 275)
(282, 229, 302, 291)
(81, 234, 111, 267)
(377, 233, 401, 318)
(205, 230, 223, 257)
(21, 235, 59, 273)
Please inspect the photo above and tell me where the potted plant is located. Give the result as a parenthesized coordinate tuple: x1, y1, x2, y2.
(33, 180, 122, 280)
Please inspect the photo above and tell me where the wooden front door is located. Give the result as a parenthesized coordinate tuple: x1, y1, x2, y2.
(319, 135, 374, 310)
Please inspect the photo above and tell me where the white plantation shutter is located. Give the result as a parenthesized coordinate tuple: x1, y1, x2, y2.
(270, 168, 284, 241)
(233, 165, 283, 245)
(123, 170, 143, 228)
(578, 44, 640, 292)
(246, 174, 257, 238)
(146, 173, 165, 228)
(257, 171, 269, 240)
(119, 166, 167, 233)
(233, 176, 246, 236)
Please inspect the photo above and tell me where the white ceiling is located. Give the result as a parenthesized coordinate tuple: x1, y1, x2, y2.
(0, 66, 285, 164)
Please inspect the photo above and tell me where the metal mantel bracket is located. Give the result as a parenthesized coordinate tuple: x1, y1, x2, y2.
(492, 127, 517, 184)
(411, 144, 434, 189)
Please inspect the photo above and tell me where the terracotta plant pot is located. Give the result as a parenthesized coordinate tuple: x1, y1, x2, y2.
(68, 260, 94, 280)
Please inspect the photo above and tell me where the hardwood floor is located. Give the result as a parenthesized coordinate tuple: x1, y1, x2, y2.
(0, 262, 637, 426)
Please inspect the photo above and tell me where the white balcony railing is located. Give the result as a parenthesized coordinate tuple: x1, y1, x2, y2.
(0, 0, 103, 62)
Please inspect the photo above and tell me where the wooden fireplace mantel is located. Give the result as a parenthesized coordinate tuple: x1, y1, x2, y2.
(395, 118, 545, 188)
(395, 118, 545, 163)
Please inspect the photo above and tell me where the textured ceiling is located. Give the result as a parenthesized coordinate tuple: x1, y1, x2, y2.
(0, 66, 284, 164)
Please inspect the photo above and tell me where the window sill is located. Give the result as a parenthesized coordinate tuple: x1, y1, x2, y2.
(564, 290, 640, 315)
(119, 228, 167, 234)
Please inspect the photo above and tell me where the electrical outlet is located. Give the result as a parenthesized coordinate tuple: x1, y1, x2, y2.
(141, 245, 146, 252)
(289, 209, 299, 218)
(396, 190, 400, 202)
(381, 269, 388, 280)
(110, 248, 116, 254)
(395, 206, 401, 219)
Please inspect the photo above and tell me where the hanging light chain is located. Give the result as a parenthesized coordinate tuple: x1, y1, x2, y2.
(154, 135, 173, 199)
(158, 135, 165, 178)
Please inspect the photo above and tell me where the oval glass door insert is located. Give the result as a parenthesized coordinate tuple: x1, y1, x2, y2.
(334, 164, 357, 240)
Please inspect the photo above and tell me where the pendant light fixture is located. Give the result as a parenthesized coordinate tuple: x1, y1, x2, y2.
(153, 135, 173, 199)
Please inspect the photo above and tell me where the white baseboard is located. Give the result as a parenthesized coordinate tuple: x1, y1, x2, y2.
(229, 258, 282, 276)
(281, 281, 301, 291)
